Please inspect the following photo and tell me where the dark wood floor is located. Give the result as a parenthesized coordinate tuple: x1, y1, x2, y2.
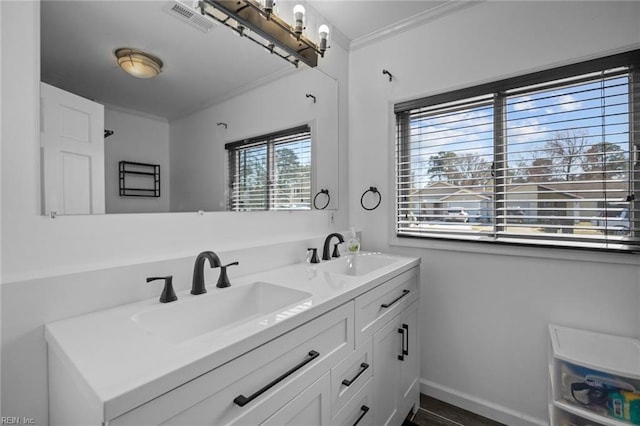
(404, 394, 505, 426)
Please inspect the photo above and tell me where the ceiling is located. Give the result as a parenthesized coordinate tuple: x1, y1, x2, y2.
(40, 0, 452, 121)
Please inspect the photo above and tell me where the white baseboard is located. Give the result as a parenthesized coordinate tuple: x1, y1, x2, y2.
(420, 379, 548, 426)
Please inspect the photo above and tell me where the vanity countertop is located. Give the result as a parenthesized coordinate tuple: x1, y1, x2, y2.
(44, 252, 420, 421)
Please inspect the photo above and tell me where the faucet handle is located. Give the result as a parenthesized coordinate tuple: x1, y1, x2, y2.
(146, 276, 178, 303)
(216, 262, 239, 288)
(332, 243, 341, 259)
(307, 248, 320, 264)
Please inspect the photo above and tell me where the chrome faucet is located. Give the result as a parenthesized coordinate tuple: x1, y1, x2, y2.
(322, 233, 345, 261)
(192, 251, 222, 295)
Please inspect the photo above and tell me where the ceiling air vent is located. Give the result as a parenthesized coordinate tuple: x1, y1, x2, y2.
(165, 0, 217, 33)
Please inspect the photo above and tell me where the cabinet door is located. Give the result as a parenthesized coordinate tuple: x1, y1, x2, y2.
(261, 373, 331, 426)
(373, 300, 420, 426)
(398, 302, 420, 419)
(373, 313, 403, 426)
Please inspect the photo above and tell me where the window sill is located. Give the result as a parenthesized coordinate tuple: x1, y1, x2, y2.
(389, 235, 640, 266)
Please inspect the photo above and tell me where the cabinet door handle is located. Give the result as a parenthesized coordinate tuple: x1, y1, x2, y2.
(398, 327, 406, 361)
(233, 350, 320, 407)
(380, 289, 410, 309)
(402, 323, 409, 356)
(342, 362, 369, 387)
(353, 405, 370, 426)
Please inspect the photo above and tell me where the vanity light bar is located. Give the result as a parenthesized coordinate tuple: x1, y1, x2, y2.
(198, 0, 322, 68)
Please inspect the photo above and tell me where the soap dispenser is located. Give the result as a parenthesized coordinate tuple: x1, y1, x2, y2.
(346, 228, 360, 254)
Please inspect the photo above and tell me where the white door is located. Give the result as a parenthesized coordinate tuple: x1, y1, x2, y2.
(40, 82, 105, 215)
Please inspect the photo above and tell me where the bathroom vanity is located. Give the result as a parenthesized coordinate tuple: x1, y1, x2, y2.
(45, 252, 420, 425)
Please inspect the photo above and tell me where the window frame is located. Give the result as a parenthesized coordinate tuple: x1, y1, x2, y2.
(394, 49, 640, 253)
(226, 124, 312, 211)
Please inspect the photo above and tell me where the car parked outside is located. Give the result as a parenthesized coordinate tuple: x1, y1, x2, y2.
(445, 208, 469, 223)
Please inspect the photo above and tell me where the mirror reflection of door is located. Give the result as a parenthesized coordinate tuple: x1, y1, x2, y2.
(40, 82, 105, 215)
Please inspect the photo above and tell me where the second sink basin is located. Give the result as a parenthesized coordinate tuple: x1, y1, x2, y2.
(318, 252, 397, 276)
(132, 282, 312, 344)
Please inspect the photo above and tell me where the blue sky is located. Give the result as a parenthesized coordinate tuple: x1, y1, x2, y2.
(406, 72, 631, 187)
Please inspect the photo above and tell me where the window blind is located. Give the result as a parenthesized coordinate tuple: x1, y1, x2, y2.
(395, 50, 640, 251)
(227, 125, 312, 211)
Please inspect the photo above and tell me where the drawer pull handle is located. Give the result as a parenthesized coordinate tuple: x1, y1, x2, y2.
(353, 405, 370, 426)
(233, 350, 320, 407)
(381, 289, 410, 309)
(342, 362, 369, 387)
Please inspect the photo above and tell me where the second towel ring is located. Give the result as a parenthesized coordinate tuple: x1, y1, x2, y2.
(361, 187, 382, 211)
(313, 189, 330, 210)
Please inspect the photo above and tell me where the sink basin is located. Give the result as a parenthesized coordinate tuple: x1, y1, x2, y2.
(132, 282, 312, 344)
(318, 253, 397, 276)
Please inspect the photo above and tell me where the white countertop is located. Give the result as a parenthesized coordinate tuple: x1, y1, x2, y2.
(45, 252, 420, 421)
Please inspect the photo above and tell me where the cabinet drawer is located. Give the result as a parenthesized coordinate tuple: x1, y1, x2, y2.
(331, 338, 373, 417)
(355, 267, 418, 346)
(332, 377, 373, 426)
(110, 302, 354, 426)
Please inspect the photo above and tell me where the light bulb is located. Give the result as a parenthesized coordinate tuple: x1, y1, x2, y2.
(263, 0, 273, 13)
(318, 24, 329, 54)
(293, 4, 305, 34)
(293, 4, 305, 19)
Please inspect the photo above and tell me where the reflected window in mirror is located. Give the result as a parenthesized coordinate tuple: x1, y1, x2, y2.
(226, 125, 312, 211)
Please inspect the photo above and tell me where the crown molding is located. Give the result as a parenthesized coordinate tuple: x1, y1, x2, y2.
(350, 0, 484, 51)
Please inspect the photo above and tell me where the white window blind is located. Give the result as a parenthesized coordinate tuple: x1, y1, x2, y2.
(227, 125, 312, 211)
(395, 50, 640, 252)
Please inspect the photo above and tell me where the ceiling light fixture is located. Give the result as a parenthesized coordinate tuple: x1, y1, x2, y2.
(197, 0, 329, 68)
(115, 48, 163, 79)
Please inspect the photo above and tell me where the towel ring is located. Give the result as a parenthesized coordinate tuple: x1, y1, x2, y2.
(360, 187, 381, 211)
(313, 189, 330, 210)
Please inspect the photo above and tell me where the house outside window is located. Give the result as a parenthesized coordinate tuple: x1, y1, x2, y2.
(226, 125, 312, 211)
(395, 50, 640, 252)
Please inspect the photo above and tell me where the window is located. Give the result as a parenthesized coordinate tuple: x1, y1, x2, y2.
(395, 50, 640, 251)
(227, 125, 312, 211)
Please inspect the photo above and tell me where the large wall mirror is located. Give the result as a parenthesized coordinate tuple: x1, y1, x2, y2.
(40, 0, 339, 215)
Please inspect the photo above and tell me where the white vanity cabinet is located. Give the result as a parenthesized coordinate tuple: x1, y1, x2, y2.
(47, 255, 421, 426)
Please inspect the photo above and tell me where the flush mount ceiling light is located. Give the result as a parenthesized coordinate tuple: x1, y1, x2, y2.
(115, 48, 163, 79)
(197, 0, 329, 68)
